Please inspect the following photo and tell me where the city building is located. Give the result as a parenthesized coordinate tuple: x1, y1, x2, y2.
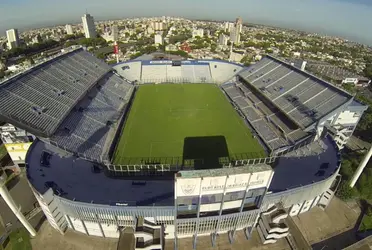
(65, 24, 73, 35)
(6, 29, 20, 49)
(0, 124, 35, 168)
(111, 25, 119, 41)
(230, 26, 240, 44)
(165, 44, 178, 51)
(147, 26, 154, 35)
(154, 34, 163, 45)
(219, 33, 229, 46)
(228, 23, 235, 32)
(236, 17, 243, 33)
(82, 13, 96, 39)
(32, 35, 42, 44)
(152, 21, 166, 31)
(192, 28, 204, 38)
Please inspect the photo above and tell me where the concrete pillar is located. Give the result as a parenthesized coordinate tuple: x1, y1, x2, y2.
(0, 171, 36, 237)
(350, 146, 372, 188)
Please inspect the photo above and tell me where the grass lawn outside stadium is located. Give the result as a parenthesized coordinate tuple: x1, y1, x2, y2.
(112, 84, 265, 167)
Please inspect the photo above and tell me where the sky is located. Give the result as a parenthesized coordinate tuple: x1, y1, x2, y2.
(1, 0, 372, 45)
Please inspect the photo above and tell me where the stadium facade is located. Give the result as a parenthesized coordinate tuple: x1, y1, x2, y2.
(0, 47, 368, 249)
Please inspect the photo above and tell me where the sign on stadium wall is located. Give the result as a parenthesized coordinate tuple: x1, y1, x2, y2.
(176, 178, 202, 197)
(201, 176, 227, 195)
(225, 174, 251, 192)
(176, 170, 272, 197)
(249, 171, 272, 189)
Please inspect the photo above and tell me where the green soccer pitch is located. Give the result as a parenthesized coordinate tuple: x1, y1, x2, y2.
(112, 84, 265, 165)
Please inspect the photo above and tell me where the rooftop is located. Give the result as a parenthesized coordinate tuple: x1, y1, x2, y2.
(26, 135, 340, 206)
(26, 140, 175, 206)
(177, 164, 272, 179)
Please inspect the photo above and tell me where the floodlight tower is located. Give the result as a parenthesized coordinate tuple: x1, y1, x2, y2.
(350, 146, 372, 188)
(0, 170, 37, 236)
(114, 41, 119, 64)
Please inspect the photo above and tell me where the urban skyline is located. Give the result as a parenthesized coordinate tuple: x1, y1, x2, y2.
(1, 0, 372, 45)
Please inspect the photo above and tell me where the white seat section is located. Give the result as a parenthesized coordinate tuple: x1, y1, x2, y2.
(166, 65, 182, 81)
(193, 64, 212, 82)
(113, 61, 141, 82)
(141, 65, 167, 82)
(181, 65, 195, 82)
(209, 61, 242, 83)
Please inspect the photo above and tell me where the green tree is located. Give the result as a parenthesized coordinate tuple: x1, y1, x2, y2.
(211, 44, 217, 53)
(337, 181, 357, 201)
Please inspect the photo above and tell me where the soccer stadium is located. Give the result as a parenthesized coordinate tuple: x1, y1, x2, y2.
(0, 46, 368, 249)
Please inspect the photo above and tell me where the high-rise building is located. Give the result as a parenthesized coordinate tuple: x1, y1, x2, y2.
(65, 24, 73, 35)
(229, 17, 243, 44)
(6, 29, 20, 49)
(218, 34, 228, 46)
(154, 34, 163, 45)
(82, 14, 96, 39)
(111, 25, 119, 41)
(236, 17, 243, 25)
(230, 27, 240, 44)
(152, 22, 166, 31)
(228, 23, 235, 32)
(235, 17, 243, 33)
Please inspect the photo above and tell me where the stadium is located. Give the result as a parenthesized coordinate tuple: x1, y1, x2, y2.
(0, 46, 368, 249)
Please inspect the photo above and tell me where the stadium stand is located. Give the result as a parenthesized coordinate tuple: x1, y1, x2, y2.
(166, 64, 182, 81)
(221, 81, 302, 152)
(239, 56, 352, 129)
(193, 64, 212, 82)
(209, 61, 242, 82)
(0, 49, 110, 137)
(115, 61, 142, 82)
(181, 64, 196, 81)
(141, 65, 167, 83)
(50, 72, 134, 160)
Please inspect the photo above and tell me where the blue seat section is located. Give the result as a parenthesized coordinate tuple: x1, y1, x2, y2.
(0, 49, 111, 136)
(50, 72, 134, 161)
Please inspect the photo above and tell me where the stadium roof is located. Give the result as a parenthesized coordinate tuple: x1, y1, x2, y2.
(26, 136, 339, 205)
(0, 48, 111, 137)
(238, 55, 354, 129)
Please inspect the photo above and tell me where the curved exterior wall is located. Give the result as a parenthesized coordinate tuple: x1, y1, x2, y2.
(263, 169, 339, 210)
(27, 159, 340, 239)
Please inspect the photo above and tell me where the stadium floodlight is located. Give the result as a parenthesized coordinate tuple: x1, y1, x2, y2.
(350, 146, 372, 188)
(0, 171, 37, 237)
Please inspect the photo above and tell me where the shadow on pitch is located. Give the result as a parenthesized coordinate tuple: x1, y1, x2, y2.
(182, 136, 230, 170)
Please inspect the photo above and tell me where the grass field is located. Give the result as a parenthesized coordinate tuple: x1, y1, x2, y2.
(4, 229, 32, 250)
(112, 84, 265, 166)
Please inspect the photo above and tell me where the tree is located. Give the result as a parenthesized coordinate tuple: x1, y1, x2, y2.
(168, 50, 189, 58)
(340, 159, 354, 180)
(211, 44, 217, 53)
(337, 181, 357, 201)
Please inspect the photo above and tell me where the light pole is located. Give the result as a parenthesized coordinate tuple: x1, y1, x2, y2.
(0, 171, 36, 237)
(349, 146, 372, 188)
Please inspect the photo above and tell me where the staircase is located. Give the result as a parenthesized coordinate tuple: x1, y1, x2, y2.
(134, 217, 163, 250)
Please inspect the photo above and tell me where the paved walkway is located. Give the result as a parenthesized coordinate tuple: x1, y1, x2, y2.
(292, 197, 361, 248)
(165, 230, 290, 250)
(31, 222, 118, 250)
